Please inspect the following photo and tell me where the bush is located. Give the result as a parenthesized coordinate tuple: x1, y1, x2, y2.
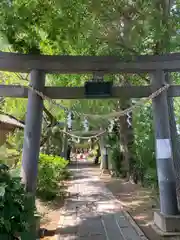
(37, 154, 70, 201)
(88, 149, 97, 158)
(110, 146, 122, 177)
(133, 104, 157, 186)
(107, 133, 122, 177)
(0, 165, 36, 238)
(40, 127, 63, 156)
(143, 168, 158, 188)
(1, 152, 71, 201)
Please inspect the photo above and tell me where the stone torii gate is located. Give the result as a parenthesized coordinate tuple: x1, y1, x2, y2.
(1, 52, 180, 234)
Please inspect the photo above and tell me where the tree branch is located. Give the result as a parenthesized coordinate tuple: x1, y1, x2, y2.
(43, 106, 57, 125)
(0, 110, 25, 125)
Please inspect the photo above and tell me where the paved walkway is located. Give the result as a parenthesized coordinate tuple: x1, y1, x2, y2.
(56, 161, 149, 240)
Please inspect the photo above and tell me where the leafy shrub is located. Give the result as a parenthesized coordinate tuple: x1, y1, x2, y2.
(107, 133, 122, 176)
(37, 154, 70, 201)
(88, 151, 95, 158)
(143, 168, 158, 188)
(88, 149, 97, 158)
(40, 127, 63, 156)
(0, 130, 23, 169)
(6, 129, 24, 152)
(0, 165, 36, 238)
(133, 104, 157, 186)
(110, 146, 122, 177)
(1, 152, 71, 201)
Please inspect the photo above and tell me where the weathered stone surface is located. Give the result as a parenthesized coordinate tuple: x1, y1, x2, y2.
(154, 210, 180, 234)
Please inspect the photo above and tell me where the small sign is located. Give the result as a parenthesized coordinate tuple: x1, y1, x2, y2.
(84, 82, 113, 98)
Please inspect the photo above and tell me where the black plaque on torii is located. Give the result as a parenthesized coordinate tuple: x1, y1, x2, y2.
(84, 72, 113, 98)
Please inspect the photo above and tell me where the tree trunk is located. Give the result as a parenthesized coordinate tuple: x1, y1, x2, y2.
(118, 99, 135, 180)
(116, 14, 136, 181)
(61, 126, 68, 159)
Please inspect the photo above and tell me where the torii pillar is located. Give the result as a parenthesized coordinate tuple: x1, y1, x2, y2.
(21, 70, 45, 193)
(151, 70, 180, 234)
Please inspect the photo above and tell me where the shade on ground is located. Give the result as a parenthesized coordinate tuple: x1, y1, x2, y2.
(56, 161, 148, 240)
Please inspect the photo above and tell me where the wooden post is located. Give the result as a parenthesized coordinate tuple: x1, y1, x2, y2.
(21, 70, 45, 193)
(151, 70, 178, 215)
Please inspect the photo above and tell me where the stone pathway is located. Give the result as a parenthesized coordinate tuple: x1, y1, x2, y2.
(56, 161, 149, 240)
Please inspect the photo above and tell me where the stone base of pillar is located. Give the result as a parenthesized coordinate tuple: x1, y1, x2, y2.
(100, 169, 111, 176)
(152, 210, 180, 236)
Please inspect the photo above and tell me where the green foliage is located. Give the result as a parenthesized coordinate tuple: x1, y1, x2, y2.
(0, 130, 24, 168)
(0, 150, 71, 202)
(111, 147, 122, 176)
(87, 144, 101, 163)
(107, 133, 122, 177)
(133, 103, 157, 186)
(0, 166, 36, 237)
(0, 72, 28, 120)
(2, 98, 27, 120)
(144, 168, 158, 189)
(88, 150, 96, 159)
(7, 129, 24, 152)
(0, 145, 19, 168)
(37, 154, 70, 201)
(40, 126, 63, 156)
